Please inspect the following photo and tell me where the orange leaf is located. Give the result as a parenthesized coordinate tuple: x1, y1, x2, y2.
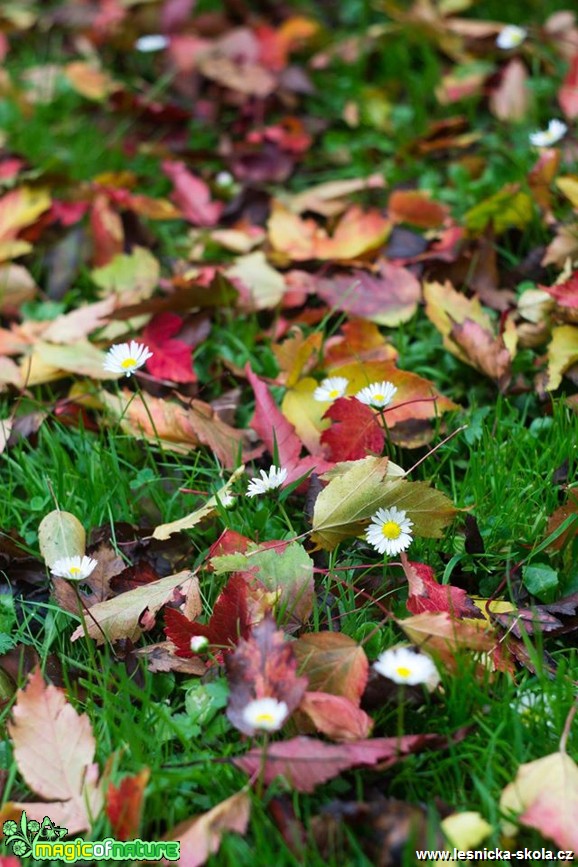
(388, 190, 449, 229)
(299, 691, 373, 741)
(107, 769, 150, 841)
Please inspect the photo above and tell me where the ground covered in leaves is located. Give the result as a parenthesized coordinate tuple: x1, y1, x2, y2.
(0, 0, 578, 864)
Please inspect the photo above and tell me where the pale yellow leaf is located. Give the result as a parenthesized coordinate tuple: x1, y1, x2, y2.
(152, 466, 245, 540)
(70, 570, 196, 644)
(547, 325, 578, 390)
(226, 251, 285, 310)
(38, 510, 86, 568)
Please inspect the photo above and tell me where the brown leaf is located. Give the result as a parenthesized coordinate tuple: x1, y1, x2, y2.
(293, 632, 369, 705)
(398, 611, 497, 673)
(388, 190, 449, 228)
(450, 318, 514, 388)
(226, 615, 308, 735)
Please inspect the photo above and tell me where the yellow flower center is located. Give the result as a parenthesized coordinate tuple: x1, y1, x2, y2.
(328, 389, 340, 399)
(255, 712, 275, 725)
(69, 566, 80, 576)
(121, 357, 137, 369)
(381, 521, 401, 540)
(373, 393, 384, 402)
(396, 666, 412, 679)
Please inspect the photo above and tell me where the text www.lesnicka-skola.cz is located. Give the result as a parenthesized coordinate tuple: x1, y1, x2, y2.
(415, 848, 575, 861)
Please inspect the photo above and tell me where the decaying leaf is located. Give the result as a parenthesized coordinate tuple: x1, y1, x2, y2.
(298, 691, 373, 741)
(293, 632, 369, 705)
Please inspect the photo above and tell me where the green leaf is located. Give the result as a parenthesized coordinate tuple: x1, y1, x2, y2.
(464, 186, 533, 234)
(522, 563, 559, 601)
(310, 456, 456, 550)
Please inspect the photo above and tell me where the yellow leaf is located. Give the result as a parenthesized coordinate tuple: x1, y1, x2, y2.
(547, 325, 578, 390)
(424, 280, 493, 364)
(226, 251, 285, 310)
(556, 175, 578, 209)
(441, 811, 492, 850)
(152, 467, 245, 540)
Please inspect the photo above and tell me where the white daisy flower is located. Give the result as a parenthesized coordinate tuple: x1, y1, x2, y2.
(313, 376, 349, 402)
(51, 555, 98, 581)
(190, 635, 209, 653)
(103, 341, 153, 377)
(529, 119, 568, 148)
(215, 171, 235, 188)
(512, 691, 555, 727)
(496, 25, 527, 49)
(242, 696, 288, 732)
(216, 492, 236, 509)
(355, 381, 398, 408)
(135, 34, 170, 53)
(373, 646, 440, 688)
(246, 465, 288, 497)
(365, 506, 413, 556)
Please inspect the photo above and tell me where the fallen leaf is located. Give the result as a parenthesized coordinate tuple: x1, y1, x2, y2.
(7, 669, 102, 834)
(226, 615, 308, 735)
(226, 251, 285, 310)
(388, 190, 449, 228)
(489, 59, 529, 121)
(162, 161, 223, 227)
(320, 397, 385, 462)
(246, 364, 332, 483)
(64, 62, 118, 100)
(38, 510, 86, 568)
(398, 611, 496, 672)
(142, 312, 196, 383)
(152, 468, 245, 540)
(283, 175, 385, 217)
(91, 247, 159, 302)
(316, 263, 421, 326)
(311, 458, 456, 550)
(70, 569, 196, 644)
(0, 263, 38, 313)
(293, 632, 369, 705)
(299, 691, 373, 741)
(211, 542, 314, 628)
(164, 573, 252, 656)
(546, 325, 578, 390)
(234, 734, 447, 792)
(162, 790, 250, 867)
(559, 53, 578, 119)
(106, 768, 150, 841)
(464, 185, 533, 235)
(101, 390, 248, 466)
(0, 186, 51, 262)
(402, 560, 481, 618)
(500, 751, 578, 851)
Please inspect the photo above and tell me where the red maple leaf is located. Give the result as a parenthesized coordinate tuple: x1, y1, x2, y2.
(321, 397, 385, 461)
(142, 312, 196, 383)
(165, 573, 252, 657)
(106, 769, 149, 841)
(402, 559, 481, 618)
